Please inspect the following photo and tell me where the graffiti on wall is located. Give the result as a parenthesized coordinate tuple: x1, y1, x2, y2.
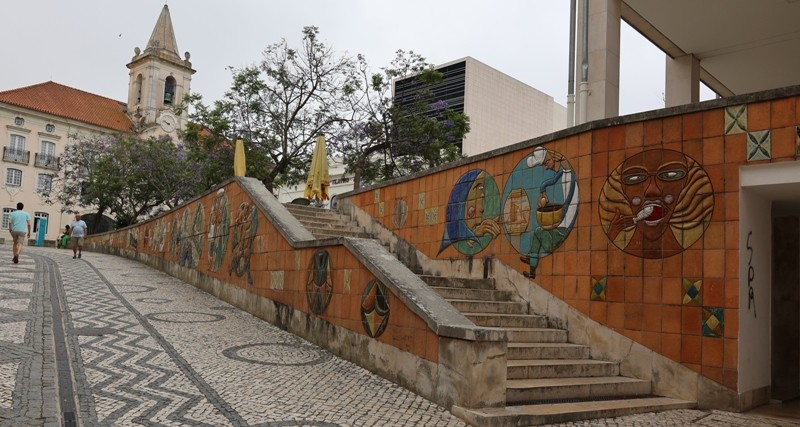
(361, 279, 390, 338)
(208, 189, 230, 272)
(306, 249, 333, 315)
(229, 202, 258, 285)
(439, 169, 501, 255)
(599, 149, 713, 258)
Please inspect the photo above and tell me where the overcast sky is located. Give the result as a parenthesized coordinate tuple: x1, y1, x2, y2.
(1, 0, 695, 117)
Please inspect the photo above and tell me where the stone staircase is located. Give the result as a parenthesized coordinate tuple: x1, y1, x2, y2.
(283, 203, 371, 239)
(284, 203, 695, 426)
(421, 275, 694, 426)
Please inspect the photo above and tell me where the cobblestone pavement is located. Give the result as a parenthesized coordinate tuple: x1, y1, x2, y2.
(0, 246, 798, 426)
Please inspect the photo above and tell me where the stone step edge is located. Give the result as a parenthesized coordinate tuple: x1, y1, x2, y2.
(451, 397, 696, 427)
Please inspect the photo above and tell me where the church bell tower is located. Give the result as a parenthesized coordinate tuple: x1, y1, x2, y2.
(126, 5, 195, 136)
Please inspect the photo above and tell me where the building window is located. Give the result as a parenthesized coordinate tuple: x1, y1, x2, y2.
(1, 208, 12, 230)
(38, 141, 56, 167)
(164, 76, 176, 105)
(33, 212, 49, 235)
(14, 117, 24, 126)
(37, 174, 52, 193)
(45, 124, 55, 133)
(6, 169, 22, 187)
(10, 134, 25, 152)
(135, 74, 143, 104)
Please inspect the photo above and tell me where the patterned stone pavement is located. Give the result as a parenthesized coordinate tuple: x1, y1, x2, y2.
(0, 245, 798, 426)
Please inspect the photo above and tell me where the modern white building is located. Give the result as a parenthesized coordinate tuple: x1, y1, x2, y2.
(0, 5, 191, 240)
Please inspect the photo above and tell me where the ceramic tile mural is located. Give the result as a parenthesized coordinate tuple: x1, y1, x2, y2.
(440, 169, 501, 256)
(702, 307, 724, 338)
(724, 105, 747, 134)
(306, 249, 333, 315)
(746, 130, 771, 161)
(208, 188, 230, 272)
(361, 279, 390, 338)
(682, 278, 702, 306)
(393, 198, 408, 228)
(590, 277, 607, 301)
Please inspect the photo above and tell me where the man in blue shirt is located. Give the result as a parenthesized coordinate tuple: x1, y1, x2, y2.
(8, 202, 30, 264)
(70, 213, 88, 259)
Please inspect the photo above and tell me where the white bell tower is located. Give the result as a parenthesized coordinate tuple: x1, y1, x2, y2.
(126, 5, 195, 137)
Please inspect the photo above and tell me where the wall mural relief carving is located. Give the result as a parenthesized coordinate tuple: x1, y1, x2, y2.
(306, 249, 333, 315)
(208, 189, 230, 272)
(439, 169, 501, 256)
(361, 279, 390, 338)
(503, 147, 578, 278)
(229, 202, 258, 285)
(599, 149, 713, 259)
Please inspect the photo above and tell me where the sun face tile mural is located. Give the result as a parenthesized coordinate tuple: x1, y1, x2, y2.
(306, 249, 333, 315)
(502, 147, 579, 279)
(208, 189, 230, 272)
(599, 149, 713, 259)
(361, 279, 390, 338)
(439, 169, 501, 256)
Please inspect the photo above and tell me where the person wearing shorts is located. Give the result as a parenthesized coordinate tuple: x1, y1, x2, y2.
(70, 213, 88, 259)
(8, 202, 30, 264)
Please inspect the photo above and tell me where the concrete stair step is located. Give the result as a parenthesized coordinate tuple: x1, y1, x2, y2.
(418, 275, 496, 289)
(447, 299, 529, 314)
(452, 397, 696, 426)
(465, 313, 548, 328)
(507, 342, 591, 360)
(507, 359, 619, 379)
(432, 287, 517, 301)
(485, 327, 568, 343)
(295, 218, 357, 230)
(506, 376, 651, 404)
(308, 231, 372, 239)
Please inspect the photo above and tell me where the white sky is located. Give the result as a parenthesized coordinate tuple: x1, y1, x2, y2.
(1, 0, 703, 117)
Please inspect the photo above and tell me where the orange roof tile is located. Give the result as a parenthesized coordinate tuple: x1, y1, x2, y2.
(0, 81, 132, 132)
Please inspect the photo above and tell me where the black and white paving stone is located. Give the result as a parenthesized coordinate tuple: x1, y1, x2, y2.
(0, 245, 797, 426)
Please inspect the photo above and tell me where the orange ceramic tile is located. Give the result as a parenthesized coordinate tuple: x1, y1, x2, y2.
(663, 115, 683, 143)
(725, 193, 739, 221)
(724, 308, 739, 338)
(681, 335, 702, 364)
(796, 96, 800, 123)
(724, 278, 747, 309)
(724, 250, 740, 280)
(661, 333, 682, 361)
(607, 302, 625, 329)
(564, 251, 578, 275)
(702, 366, 724, 385)
(552, 276, 565, 299)
(682, 250, 703, 277)
(724, 338, 738, 369)
(641, 331, 662, 352)
(591, 251, 608, 276)
(702, 136, 725, 166)
(608, 251, 626, 276)
(625, 122, 644, 148)
(643, 119, 663, 146)
(684, 363, 702, 374)
(591, 227, 609, 251)
(624, 304, 644, 330)
(747, 101, 770, 130)
(642, 305, 662, 332)
(642, 279, 662, 304)
(723, 133, 747, 163)
(625, 256, 643, 276)
(578, 228, 592, 252)
(683, 138, 703, 163)
(662, 305, 682, 333)
(724, 222, 739, 250)
(681, 306, 702, 335)
(702, 222, 724, 250)
(590, 151, 609, 178)
(593, 128, 609, 153)
(772, 126, 797, 160)
(622, 329, 642, 343)
(574, 299, 591, 316)
(662, 276, 683, 304)
(625, 277, 643, 303)
(608, 149, 627, 173)
(703, 109, 724, 138)
(702, 278, 725, 307)
(772, 97, 796, 128)
(663, 255, 682, 278)
(590, 301, 608, 323)
(703, 249, 725, 278)
(579, 132, 593, 156)
(683, 112, 703, 140)
(723, 369, 738, 391)
(609, 126, 626, 150)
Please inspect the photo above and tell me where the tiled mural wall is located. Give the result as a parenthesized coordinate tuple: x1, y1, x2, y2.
(88, 180, 441, 363)
(348, 94, 800, 392)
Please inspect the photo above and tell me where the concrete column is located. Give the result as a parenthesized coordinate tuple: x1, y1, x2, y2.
(584, 0, 620, 122)
(665, 54, 700, 107)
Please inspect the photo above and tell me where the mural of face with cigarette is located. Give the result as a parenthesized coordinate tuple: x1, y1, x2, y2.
(599, 149, 714, 259)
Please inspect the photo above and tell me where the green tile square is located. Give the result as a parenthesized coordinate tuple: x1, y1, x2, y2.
(747, 130, 771, 161)
(724, 105, 747, 135)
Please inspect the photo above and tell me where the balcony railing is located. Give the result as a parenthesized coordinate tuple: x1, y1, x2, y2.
(34, 153, 60, 170)
(3, 147, 30, 165)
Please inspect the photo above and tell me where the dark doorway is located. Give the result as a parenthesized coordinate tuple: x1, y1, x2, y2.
(772, 215, 800, 401)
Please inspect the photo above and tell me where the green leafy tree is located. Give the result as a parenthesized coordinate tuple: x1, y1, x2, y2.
(335, 50, 470, 188)
(46, 134, 205, 228)
(184, 26, 355, 192)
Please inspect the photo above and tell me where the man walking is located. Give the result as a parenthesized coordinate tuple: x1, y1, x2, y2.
(70, 213, 88, 259)
(8, 202, 31, 264)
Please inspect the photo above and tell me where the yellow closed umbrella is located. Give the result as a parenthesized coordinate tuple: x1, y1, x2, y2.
(304, 134, 330, 204)
(234, 139, 246, 177)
